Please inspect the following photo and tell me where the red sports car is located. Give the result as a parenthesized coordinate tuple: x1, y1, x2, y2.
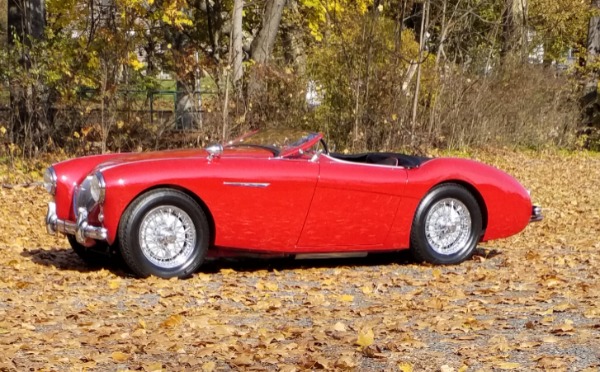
(44, 129, 542, 278)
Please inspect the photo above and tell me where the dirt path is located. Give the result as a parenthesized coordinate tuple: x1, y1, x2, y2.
(0, 150, 599, 371)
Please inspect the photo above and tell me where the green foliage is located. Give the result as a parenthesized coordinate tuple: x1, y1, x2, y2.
(529, 0, 591, 63)
(0, 0, 593, 154)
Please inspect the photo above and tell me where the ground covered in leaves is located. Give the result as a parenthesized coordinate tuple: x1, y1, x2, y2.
(0, 149, 599, 371)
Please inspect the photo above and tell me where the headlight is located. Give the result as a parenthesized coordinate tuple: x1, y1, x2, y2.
(43, 167, 57, 195)
(90, 172, 106, 204)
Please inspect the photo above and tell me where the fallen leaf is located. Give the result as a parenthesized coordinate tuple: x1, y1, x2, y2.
(398, 361, 413, 372)
(333, 322, 347, 332)
(356, 328, 374, 347)
(161, 314, 184, 328)
(111, 352, 129, 362)
(497, 362, 520, 370)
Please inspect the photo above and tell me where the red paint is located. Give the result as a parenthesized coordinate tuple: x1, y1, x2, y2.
(50, 135, 534, 256)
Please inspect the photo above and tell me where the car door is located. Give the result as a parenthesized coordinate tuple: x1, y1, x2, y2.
(296, 154, 408, 250)
(209, 156, 319, 251)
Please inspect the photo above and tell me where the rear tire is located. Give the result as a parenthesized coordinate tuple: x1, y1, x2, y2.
(410, 183, 482, 264)
(118, 189, 209, 278)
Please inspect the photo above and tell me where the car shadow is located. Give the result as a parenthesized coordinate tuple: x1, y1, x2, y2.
(21, 247, 132, 277)
(199, 250, 416, 274)
(473, 246, 502, 260)
(21, 246, 501, 278)
(199, 246, 502, 274)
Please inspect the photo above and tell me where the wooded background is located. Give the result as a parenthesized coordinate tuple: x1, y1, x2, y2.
(1, 0, 599, 156)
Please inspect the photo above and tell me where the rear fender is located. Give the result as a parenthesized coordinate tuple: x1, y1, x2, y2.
(384, 158, 531, 248)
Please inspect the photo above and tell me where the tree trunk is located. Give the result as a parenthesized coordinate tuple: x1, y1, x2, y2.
(588, 0, 600, 59)
(501, 0, 527, 60)
(410, 0, 429, 139)
(231, 0, 244, 85)
(7, 0, 45, 155)
(8, 0, 44, 44)
(582, 0, 600, 129)
(281, 0, 306, 73)
(249, 0, 286, 64)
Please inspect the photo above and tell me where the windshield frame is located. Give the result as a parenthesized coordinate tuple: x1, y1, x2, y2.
(224, 129, 323, 158)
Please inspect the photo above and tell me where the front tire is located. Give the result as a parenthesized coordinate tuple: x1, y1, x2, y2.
(118, 189, 209, 278)
(410, 183, 482, 264)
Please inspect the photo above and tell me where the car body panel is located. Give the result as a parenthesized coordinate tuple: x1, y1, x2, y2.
(297, 155, 408, 250)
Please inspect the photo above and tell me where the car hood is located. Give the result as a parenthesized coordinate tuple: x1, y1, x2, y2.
(95, 146, 274, 172)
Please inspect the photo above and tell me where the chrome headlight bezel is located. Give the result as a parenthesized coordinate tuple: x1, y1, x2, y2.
(90, 172, 106, 204)
(43, 167, 57, 195)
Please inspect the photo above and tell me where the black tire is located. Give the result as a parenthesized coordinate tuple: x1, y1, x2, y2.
(118, 189, 209, 278)
(68, 235, 118, 267)
(410, 183, 483, 264)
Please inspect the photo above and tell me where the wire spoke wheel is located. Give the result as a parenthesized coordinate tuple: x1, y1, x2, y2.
(425, 198, 472, 255)
(410, 184, 482, 265)
(119, 189, 209, 278)
(139, 206, 196, 269)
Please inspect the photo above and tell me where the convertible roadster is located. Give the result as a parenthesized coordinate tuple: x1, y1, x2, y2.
(44, 129, 542, 278)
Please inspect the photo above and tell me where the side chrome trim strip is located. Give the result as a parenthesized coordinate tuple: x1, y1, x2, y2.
(223, 181, 271, 188)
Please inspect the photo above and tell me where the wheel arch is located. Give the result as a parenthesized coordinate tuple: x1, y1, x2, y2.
(432, 180, 488, 235)
(120, 184, 217, 248)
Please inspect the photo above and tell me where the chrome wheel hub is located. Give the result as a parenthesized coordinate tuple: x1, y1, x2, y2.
(425, 198, 472, 255)
(139, 206, 196, 268)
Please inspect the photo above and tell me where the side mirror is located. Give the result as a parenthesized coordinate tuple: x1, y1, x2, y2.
(206, 144, 223, 160)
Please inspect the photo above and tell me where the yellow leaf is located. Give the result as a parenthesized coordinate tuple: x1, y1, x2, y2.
(109, 279, 121, 289)
(117, 120, 124, 129)
(356, 328, 374, 347)
(111, 351, 129, 362)
(161, 314, 184, 328)
(398, 361, 413, 372)
(144, 362, 163, 371)
(138, 319, 147, 329)
(432, 268, 442, 279)
(497, 362, 520, 370)
(264, 282, 278, 291)
(201, 362, 216, 372)
(339, 294, 354, 302)
(73, 131, 80, 139)
(80, 126, 93, 136)
(0, 126, 6, 135)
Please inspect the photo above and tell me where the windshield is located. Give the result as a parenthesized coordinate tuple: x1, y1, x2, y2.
(225, 129, 321, 157)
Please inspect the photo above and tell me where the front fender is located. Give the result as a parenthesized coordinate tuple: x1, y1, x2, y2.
(52, 153, 131, 221)
(99, 158, 220, 244)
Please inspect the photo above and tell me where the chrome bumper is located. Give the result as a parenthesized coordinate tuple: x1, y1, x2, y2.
(46, 201, 107, 244)
(530, 205, 543, 222)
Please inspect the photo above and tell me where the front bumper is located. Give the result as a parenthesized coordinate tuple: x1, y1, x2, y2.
(46, 201, 107, 244)
(530, 205, 543, 222)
